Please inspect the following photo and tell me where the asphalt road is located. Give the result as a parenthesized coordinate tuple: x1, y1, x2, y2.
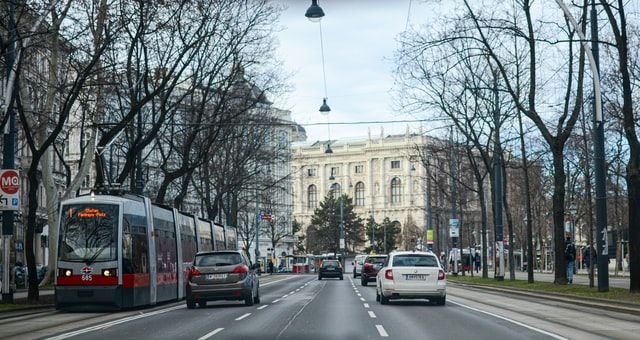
(3, 274, 639, 340)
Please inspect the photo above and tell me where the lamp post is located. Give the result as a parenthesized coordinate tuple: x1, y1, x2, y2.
(554, 0, 608, 292)
(2, 0, 17, 303)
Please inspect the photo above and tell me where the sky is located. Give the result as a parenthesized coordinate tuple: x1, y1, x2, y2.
(272, 0, 441, 142)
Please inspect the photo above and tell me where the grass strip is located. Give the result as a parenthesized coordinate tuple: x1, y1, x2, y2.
(449, 275, 640, 304)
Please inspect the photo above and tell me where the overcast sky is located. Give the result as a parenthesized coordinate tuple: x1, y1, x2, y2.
(272, 0, 443, 142)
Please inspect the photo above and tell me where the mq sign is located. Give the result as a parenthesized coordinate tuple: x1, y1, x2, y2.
(0, 170, 20, 211)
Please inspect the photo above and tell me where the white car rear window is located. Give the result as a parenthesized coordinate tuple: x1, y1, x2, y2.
(392, 254, 438, 267)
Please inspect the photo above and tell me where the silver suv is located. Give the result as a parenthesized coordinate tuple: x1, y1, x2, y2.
(186, 251, 260, 308)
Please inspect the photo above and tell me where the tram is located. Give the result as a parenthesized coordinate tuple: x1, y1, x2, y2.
(55, 193, 236, 309)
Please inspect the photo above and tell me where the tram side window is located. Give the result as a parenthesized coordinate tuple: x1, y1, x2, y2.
(154, 217, 177, 274)
(123, 214, 149, 274)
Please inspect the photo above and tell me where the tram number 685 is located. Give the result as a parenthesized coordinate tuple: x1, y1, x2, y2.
(82, 274, 93, 281)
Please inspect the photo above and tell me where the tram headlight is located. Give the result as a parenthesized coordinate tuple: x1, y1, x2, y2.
(59, 268, 72, 277)
(102, 268, 117, 277)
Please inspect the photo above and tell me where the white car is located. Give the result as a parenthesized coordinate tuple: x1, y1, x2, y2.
(375, 251, 446, 305)
(352, 254, 367, 278)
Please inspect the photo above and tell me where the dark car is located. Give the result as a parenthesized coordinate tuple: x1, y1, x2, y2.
(186, 251, 260, 308)
(318, 260, 343, 280)
(361, 255, 387, 286)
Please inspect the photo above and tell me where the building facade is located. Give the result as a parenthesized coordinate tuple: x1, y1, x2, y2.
(292, 129, 431, 251)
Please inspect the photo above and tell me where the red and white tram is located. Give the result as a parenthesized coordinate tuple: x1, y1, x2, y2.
(55, 193, 236, 309)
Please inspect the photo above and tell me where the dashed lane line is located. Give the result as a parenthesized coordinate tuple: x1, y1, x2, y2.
(448, 300, 568, 340)
(197, 328, 224, 340)
(235, 313, 251, 321)
(375, 325, 389, 337)
(273, 299, 281, 303)
(360, 297, 366, 302)
(257, 305, 268, 310)
(45, 305, 185, 340)
(363, 303, 370, 308)
(368, 311, 377, 318)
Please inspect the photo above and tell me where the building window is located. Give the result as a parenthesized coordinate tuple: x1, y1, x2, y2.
(330, 183, 341, 199)
(391, 160, 401, 169)
(391, 177, 401, 203)
(330, 167, 340, 177)
(308, 185, 317, 209)
(307, 168, 317, 177)
(355, 182, 365, 206)
(355, 165, 364, 174)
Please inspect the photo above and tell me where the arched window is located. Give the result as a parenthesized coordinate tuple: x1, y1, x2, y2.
(355, 182, 365, 206)
(308, 185, 317, 209)
(330, 183, 341, 199)
(391, 177, 401, 204)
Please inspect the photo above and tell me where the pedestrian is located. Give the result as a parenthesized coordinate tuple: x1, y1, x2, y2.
(474, 252, 481, 273)
(268, 259, 274, 275)
(564, 237, 576, 284)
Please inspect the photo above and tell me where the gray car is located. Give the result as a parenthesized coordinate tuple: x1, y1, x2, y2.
(186, 251, 260, 308)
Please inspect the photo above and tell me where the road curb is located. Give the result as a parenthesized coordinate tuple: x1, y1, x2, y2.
(450, 281, 640, 316)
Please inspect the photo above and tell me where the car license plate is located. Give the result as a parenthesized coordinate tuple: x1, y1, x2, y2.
(405, 274, 427, 280)
(207, 274, 227, 280)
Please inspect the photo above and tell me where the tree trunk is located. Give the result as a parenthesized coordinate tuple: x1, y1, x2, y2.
(25, 166, 41, 303)
(552, 149, 567, 285)
(518, 111, 535, 283)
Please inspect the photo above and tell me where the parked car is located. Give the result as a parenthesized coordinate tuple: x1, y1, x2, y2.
(376, 251, 446, 305)
(352, 255, 367, 278)
(186, 250, 260, 308)
(360, 255, 387, 286)
(318, 259, 343, 280)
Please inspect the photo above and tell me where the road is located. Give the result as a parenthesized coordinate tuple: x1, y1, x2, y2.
(2, 274, 639, 339)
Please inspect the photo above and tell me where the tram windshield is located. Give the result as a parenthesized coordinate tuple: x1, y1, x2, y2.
(59, 204, 119, 263)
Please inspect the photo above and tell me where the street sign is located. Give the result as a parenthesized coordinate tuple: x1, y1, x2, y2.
(0, 170, 20, 211)
(339, 238, 345, 249)
(449, 219, 459, 237)
(260, 213, 272, 221)
(426, 229, 434, 244)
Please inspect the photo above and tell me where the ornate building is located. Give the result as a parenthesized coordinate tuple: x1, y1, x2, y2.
(292, 128, 431, 251)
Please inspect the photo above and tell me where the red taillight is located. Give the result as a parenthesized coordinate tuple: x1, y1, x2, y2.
(385, 269, 393, 280)
(438, 269, 446, 280)
(188, 267, 201, 280)
(232, 265, 249, 274)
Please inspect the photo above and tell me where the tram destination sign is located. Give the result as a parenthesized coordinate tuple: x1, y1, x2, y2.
(0, 169, 20, 211)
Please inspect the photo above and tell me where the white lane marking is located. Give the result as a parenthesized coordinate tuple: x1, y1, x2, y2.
(368, 311, 377, 318)
(235, 313, 251, 321)
(296, 288, 300, 292)
(363, 303, 370, 308)
(257, 305, 268, 310)
(290, 291, 295, 294)
(448, 300, 568, 340)
(261, 276, 298, 287)
(357, 293, 362, 297)
(45, 305, 185, 340)
(282, 294, 289, 298)
(198, 328, 224, 340)
(273, 299, 281, 303)
(360, 297, 366, 301)
(376, 325, 389, 337)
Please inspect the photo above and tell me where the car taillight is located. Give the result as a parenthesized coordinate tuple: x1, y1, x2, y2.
(385, 269, 393, 280)
(233, 265, 248, 279)
(188, 267, 201, 280)
(232, 265, 249, 274)
(438, 269, 446, 280)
